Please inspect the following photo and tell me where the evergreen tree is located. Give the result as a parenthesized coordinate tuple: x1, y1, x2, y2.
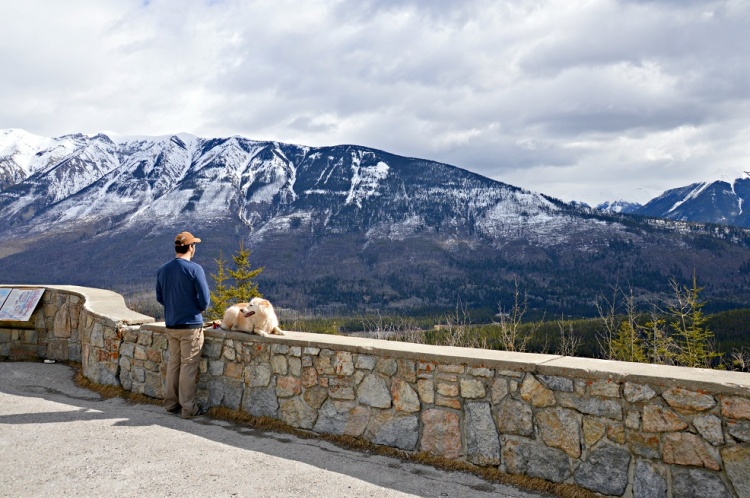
(668, 271, 719, 368)
(611, 320, 647, 363)
(205, 243, 264, 321)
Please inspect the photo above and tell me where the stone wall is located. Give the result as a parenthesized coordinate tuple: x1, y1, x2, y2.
(0, 285, 153, 385)
(2, 285, 750, 498)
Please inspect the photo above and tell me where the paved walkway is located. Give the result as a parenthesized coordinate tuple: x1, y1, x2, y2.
(0, 362, 552, 498)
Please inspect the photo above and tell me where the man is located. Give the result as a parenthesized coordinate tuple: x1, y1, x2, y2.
(156, 231, 211, 419)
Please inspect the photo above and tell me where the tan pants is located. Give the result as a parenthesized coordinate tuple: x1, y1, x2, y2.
(164, 327, 204, 417)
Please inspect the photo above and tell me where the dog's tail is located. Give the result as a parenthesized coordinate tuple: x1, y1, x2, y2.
(272, 326, 286, 336)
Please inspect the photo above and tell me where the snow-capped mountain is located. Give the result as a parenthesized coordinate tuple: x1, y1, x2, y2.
(596, 200, 642, 215)
(634, 177, 750, 227)
(2, 129, 750, 315)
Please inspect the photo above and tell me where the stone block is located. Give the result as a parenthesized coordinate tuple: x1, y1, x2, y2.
(502, 438, 571, 483)
(89, 322, 104, 348)
(693, 414, 724, 445)
(303, 347, 320, 356)
(288, 357, 302, 377)
(626, 410, 640, 430)
(245, 364, 271, 388)
(721, 395, 750, 421)
(633, 460, 667, 498)
(537, 375, 573, 393)
(224, 361, 244, 379)
(332, 351, 354, 376)
(589, 379, 620, 398)
(276, 376, 302, 398)
(583, 417, 606, 447)
(435, 395, 462, 410)
(417, 379, 434, 404)
(134, 345, 148, 361)
(397, 359, 416, 382)
(574, 443, 631, 496)
(137, 330, 153, 346)
(357, 374, 391, 408)
(208, 360, 225, 376)
(559, 393, 622, 420)
(420, 409, 462, 459)
(662, 432, 721, 470)
(375, 358, 397, 376)
(671, 467, 732, 498)
(146, 349, 162, 364)
(313, 399, 370, 437)
(536, 408, 581, 458)
(627, 431, 661, 459)
(495, 398, 533, 436)
(436, 382, 459, 397)
(623, 382, 656, 403)
(314, 354, 335, 375)
(152, 333, 168, 350)
(271, 344, 289, 355)
(467, 366, 493, 378)
(391, 378, 420, 412)
(464, 402, 500, 466)
(437, 364, 464, 374)
(279, 396, 317, 429)
(53, 305, 71, 338)
(271, 355, 288, 375)
(490, 378, 509, 404)
(355, 354, 376, 370)
(417, 361, 435, 378)
(641, 405, 688, 432)
(243, 385, 278, 418)
(460, 378, 485, 399)
(289, 346, 302, 357)
(202, 340, 223, 359)
(303, 385, 328, 410)
(301, 366, 318, 388)
(328, 376, 355, 400)
(722, 445, 750, 498)
(222, 345, 236, 361)
(520, 375, 555, 407)
(727, 419, 750, 443)
(22, 330, 38, 345)
(662, 387, 716, 414)
(366, 410, 419, 451)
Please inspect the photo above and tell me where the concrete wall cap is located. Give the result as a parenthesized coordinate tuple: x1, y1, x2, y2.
(0, 284, 154, 325)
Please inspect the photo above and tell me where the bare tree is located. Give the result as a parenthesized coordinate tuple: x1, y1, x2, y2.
(556, 315, 581, 357)
(595, 285, 622, 360)
(495, 279, 537, 352)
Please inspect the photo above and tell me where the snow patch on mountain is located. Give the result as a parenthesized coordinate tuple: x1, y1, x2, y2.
(346, 154, 389, 208)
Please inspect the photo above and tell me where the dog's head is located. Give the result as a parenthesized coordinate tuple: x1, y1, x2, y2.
(249, 297, 272, 310)
(239, 306, 255, 318)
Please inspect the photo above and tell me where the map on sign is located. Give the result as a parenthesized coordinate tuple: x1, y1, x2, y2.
(0, 288, 45, 321)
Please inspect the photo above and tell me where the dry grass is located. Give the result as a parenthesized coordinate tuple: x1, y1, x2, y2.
(73, 364, 596, 498)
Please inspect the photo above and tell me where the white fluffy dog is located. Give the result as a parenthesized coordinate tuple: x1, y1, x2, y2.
(219, 297, 285, 337)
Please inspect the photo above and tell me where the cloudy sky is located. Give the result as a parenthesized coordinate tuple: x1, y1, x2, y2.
(2, 0, 749, 205)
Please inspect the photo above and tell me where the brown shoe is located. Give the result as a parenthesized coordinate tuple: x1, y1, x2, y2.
(182, 405, 209, 419)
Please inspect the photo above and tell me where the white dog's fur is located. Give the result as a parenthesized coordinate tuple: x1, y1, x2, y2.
(219, 297, 285, 336)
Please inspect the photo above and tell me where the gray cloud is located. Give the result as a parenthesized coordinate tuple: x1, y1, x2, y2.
(1, 0, 748, 205)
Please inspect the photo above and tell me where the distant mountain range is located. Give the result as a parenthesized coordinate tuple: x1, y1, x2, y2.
(596, 177, 750, 228)
(2, 129, 750, 317)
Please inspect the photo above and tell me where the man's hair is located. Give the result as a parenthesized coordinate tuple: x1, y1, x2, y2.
(175, 244, 192, 254)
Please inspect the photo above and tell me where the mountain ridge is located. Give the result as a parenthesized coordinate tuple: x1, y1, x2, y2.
(2, 129, 750, 316)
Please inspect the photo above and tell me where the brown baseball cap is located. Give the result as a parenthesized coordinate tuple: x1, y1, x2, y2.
(175, 231, 202, 245)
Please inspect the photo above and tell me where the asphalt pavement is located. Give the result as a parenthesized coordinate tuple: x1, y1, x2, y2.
(0, 362, 553, 498)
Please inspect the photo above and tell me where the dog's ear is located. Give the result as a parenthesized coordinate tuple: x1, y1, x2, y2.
(259, 299, 271, 308)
